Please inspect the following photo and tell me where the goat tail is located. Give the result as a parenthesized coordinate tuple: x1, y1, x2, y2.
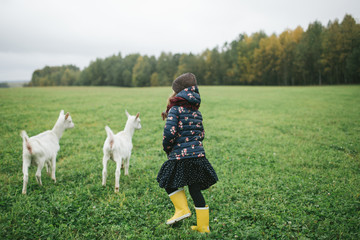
(105, 126, 114, 149)
(21, 130, 32, 154)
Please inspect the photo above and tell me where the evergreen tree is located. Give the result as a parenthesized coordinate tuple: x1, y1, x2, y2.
(28, 14, 360, 87)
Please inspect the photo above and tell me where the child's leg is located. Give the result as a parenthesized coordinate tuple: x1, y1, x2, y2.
(188, 183, 206, 207)
(165, 187, 178, 195)
(189, 183, 210, 233)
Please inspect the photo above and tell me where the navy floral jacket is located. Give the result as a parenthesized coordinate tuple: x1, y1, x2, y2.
(163, 86, 206, 161)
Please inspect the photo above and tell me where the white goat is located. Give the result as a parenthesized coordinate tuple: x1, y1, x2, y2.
(102, 110, 141, 192)
(20, 110, 75, 194)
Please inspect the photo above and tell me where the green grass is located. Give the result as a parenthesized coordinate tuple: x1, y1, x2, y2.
(0, 86, 359, 239)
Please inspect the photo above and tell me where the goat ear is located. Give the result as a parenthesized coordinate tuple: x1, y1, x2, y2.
(125, 110, 130, 118)
(65, 112, 69, 120)
(135, 112, 140, 120)
(60, 110, 64, 116)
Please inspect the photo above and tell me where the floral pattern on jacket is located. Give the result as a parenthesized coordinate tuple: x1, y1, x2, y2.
(163, 86, 206, 160)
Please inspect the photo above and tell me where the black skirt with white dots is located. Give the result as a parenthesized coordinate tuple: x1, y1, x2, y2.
(157, 157, 218, 190)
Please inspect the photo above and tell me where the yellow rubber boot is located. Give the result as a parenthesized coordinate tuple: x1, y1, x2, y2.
(191, 205, 210, 233)
(166, 188, 191, 225)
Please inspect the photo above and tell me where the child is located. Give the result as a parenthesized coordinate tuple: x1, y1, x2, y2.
(157, 73, 218, 233)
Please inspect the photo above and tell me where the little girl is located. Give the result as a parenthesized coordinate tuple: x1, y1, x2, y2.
(157, 73, 218, 233)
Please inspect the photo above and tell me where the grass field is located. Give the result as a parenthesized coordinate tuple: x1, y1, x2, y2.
(0, 86, 359, 239)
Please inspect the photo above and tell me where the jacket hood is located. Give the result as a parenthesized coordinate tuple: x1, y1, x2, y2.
(176, 85, 201, 106)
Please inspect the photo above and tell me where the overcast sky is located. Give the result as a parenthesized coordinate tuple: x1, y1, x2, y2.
(0, 0, 359, 82)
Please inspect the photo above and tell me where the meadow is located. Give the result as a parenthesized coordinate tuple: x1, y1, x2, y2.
(0, 86, 359, 239)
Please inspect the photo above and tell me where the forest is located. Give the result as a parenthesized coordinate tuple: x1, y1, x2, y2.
(27, 14, 360, 87)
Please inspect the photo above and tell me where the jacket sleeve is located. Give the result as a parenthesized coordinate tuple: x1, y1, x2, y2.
(162, 107, 179, 154)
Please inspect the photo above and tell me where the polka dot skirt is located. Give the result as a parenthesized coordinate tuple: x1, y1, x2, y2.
(157, 157, 218, 190)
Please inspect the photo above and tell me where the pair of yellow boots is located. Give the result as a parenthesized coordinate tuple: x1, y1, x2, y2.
(166, 188, 210, 233)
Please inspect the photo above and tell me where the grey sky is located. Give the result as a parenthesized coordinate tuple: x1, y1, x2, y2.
(0, 0, 359, 82)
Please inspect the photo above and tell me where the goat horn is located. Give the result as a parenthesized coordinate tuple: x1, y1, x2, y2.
(65, 112, 69, 120)
(135, 112, 140, 119)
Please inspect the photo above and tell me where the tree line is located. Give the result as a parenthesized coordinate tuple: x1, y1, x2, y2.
(28, 14, 360, 87)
